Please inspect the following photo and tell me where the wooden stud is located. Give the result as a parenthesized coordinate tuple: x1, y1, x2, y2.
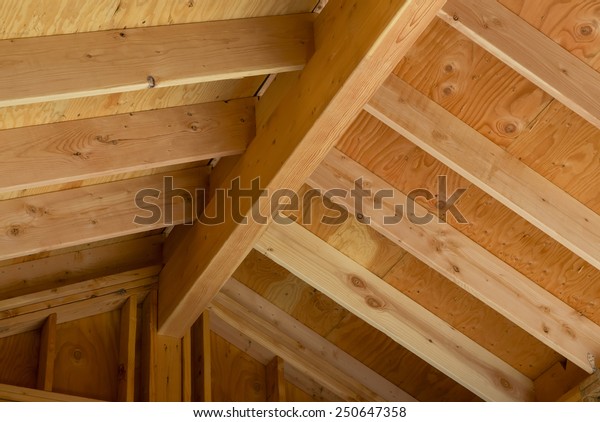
(266, 356, 286, 402)
(191, 312, 212, 402)
(140, 290, 157, 402)
(366, 74, 600, 273)
(0, 167, 208, 261)
(155, 335, 182, 402)
(0, 15, 314, 107)
(182, 330, 193, 402)
(158, 0, 447, 338)
(0, 99, 254, 195)
(438, 0, 600, 130)
(118, 296, 137, 401)
(36, 313, 57, 391)
(255, 221, 535, 401)
(309, 148, 600, 374)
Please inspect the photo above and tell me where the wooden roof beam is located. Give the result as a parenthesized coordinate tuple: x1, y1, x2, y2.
(0, 15, 314, 107)
(437, 0, 600, 130)
(366, 74, 600, 272)
(0, 167, 207, 261)
(254, 221, 535, 401)
(157, 0, 446, 337)
(0, 99, 254, 195)
(308, 148, 600, 374)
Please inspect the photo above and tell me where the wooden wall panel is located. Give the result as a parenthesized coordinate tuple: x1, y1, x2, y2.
(285, 381, 319, 402)
(53, 311, 120, 401)
(0, 1, 318, 39)
(211, 332, 266, 402)
(0, 331, 39, 388)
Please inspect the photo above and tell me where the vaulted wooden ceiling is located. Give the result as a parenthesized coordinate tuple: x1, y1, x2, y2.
(0, 0, 599, 403)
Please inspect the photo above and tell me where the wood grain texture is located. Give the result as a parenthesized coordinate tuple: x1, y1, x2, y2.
(140, 290, 157, 402)
(158, 0, 446, 336)
(0, 14, 314, 107)
(0, 330, 39, 388)
(266, 356, 286, 401)
(53, 311, 120, 401)
(367, 74, 600, 274)
(0, 167, 207, 261)
(256, 222, 535, 401)
(438, 0, 600, 129)
(117, 296, 137, 401)
(534, 360, 588, 402)
(0, 233, 162, 300)
(191, 312, 211, 402)
(310, 149, 600, 373)
(0, 99, 255, 194)
(37, 314, 57, 391)
(0, 77, 263, 131)
(211, 332, 267, 402)
(0, 382, 100, 402)
(0, 0, 318, 39)
(155, 335, 182, 402)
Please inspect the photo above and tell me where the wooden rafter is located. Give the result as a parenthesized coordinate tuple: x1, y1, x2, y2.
(308, 148, 600, 373)
(0, 99, 254, 194)
(0, 15, 314, 107)
(254, 221, 534, 401)
(437, 0, 600, 130)
(0, 168, 207, 261)
(157, 0, 447, 337)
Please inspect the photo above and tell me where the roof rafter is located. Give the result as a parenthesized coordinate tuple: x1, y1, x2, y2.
(157, 0, 447, 337)
(437, 0, 600, 130)
(309, 148, 600, 373)
(0, 14, 314, 107)
(255, 221, 535, 401)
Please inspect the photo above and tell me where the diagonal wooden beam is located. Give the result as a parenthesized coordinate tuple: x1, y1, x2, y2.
(158, 0, 447, 337)
(366, 74, 600, 272)
(308, 148, 600, 373)
(219, 277, 416, 402)
(0, 167, 207, 261)
(437, 0, 600, 130)
(0, 15, 314, 107)
(0, 99, 254, 194)
(254, 220, 534, 401)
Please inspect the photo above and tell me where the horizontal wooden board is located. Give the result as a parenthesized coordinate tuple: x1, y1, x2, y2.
(0, 98, 254, 194)
(0, 167, 208, 260)
(0, 14, 314, 107)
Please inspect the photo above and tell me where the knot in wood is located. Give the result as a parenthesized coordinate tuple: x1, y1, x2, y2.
(366, 296, 383, 309)
(350, 276, 365, 289)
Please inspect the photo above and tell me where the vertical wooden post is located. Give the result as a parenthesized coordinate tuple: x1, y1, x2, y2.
(155, 335, 182, 401)
(118, 296, 137, 401)
(191, 311, 212, 402)
(266, 356, 286, 402)
(37, 313, 57, 391)
(182, 329, 193, 402)
(141, 290, 157, 401)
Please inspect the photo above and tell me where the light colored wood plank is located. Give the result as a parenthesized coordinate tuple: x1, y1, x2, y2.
(158, 0, 447, 337)
(117, 296, 137, 401)
(437, 0, 600, 129)
(0, 167, 207, 261)
(191, 312, 212, 402)
(0, 99, 254, 194)
(140, 290, 157, 402)
(0, 233, 162, 300)
(266, 356, 286, 401)
(0, 382, 100, 402)
(182, 329, 192, 402)
(310, 148, 600, 374)
(155, 335, 182, 402)
(255, 221, 535, 401)
(53, 311, 120, 401)
(0, 15, 313, 107)
(0, 0, 317, 39)
(366, 74, 600, 273)
(36, 314, 57, 391)
(222, 277, 416, 402)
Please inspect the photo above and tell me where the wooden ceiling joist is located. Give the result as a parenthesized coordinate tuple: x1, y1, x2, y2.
(0, 99, 255, 194)
(309, 148, 600, 374)
(0, 14, 314, 107)
(0, 167, 207, 261)
(157, 0, 447, 337)
(255, 221, 535, 401)
(218, 277, 415, 402)
(437, 0, 600, 130)
(365, 74, 600, 273)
